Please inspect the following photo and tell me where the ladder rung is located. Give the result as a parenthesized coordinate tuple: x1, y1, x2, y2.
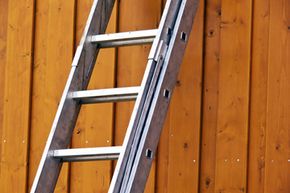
(90, 29, 158, 48)
(70, 86, 140, 104)
(52, 146, 122, 162)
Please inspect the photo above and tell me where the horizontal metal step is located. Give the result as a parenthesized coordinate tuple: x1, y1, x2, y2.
(52, 146, 122, 162)
(69, 86, 140, 104)
(90, 29, 158, 48)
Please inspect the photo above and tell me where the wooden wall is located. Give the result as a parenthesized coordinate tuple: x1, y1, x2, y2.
(0, 0, 289, 193)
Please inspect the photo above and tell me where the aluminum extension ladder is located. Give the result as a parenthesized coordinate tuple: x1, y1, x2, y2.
(30, 0, 199, 192)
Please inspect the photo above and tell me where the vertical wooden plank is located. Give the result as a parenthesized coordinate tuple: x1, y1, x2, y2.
(166, 1, 204, 193)
(70, 0, 117, 192)
(214, 0, 252, 192)
(247, 0, 270, 192)
(115, 0, 161, 192)
(199, 0, 221, 192)
(156, 114, 170, 193)
(264, 0, 290, 192)
(0, 0, 35, 192)
(28, 1, 75, 193)
(0, 0, 8, 177)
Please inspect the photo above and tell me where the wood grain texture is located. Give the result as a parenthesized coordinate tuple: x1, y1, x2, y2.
(200, 0, 221, 192)
(28, 1, 75, 192)
(247, 0, 270, 192)
(0, 0, 8, 177)
(264, 0, 290, 192)
(0, 0, 289, 193)
(156, 114, 170, 193)
(0, 0, 35, 192)
(70, 0, 117, 192)
(214, 0, 252, 193)
(166, 1, 204, 192)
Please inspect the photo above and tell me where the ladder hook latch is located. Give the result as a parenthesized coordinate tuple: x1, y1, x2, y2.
(153, 40, 168, 63)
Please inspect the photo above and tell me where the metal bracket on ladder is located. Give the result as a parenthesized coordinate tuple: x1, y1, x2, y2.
(30, 0, 199, 193)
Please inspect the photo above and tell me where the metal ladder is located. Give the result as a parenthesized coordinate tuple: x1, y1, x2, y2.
(30, 0, 199, 192)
